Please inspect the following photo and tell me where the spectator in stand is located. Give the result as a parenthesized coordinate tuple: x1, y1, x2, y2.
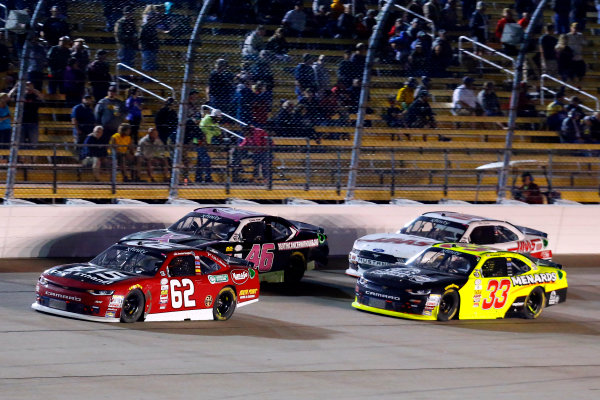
(347, 79, 362, 114)
(478, 81, 506, 129)
(495, 8, 516, 53)
(282, 2, 307, 37)
(383, 96, 403, 130)
(27, 36, 47, 92)
(415, 76, 432, 100)
(139, 12, 161, 72)
(441, 0, 460, 31)
(336, 4, 356, 39)
(313, 0, 330, 14)
(200, 108, 222, 146)
(63, 58, 86, 107)
(555, 34, 574, 82)
(411, 30, 432, 56)
(396, 77, 418, 111)
(405, 90, 436, 128)
(71, 39, 90, 73)
(539, 24, 558, 76)
(187, 89, 203, 121)
(252, 82, 272, 127)
(195, 117, 213, 184)
(136, 127, 169, 182)
(81, 126, 108, 181)
(155, 97, 178, 145)
(242, 25, 266, 60)
(469, 1, 488, 45)
(207, 59, 235, 115)
(337, 49, 354, 86)
(269, 100, 296, 137)
(42, 6, 70, 46)
(566, 96, 585, 114)
(452, 76, 481, 116)
(350, 43, 367, 81)
(5, 7, 30, 58)
(294, 53, 317, 98)
(295, 104, 319, 143)
(388, 18, 405, 39)
(8, 82, 42, 148)
(408, 44, 429, 77)
(250, 51, 274, 91)
(102, 0, 122, 32)
(584, 112, 600, 143)
(406, 0, 423, 15)
(431, 30, 453, 77)
(71, 94, 96, 145)
(313, 54, 330, 97)
(314, 6, 333, 37)
(406, 18, 422, 43)
(546, 90, 568, 132)
(566, 23, 586, 83)
(330, 0, 345, 18)
(237, 124, 272, 184)
(364, 10, 378, 35)
(423, 0, 442, 29)
(518, 12, 530, 29)
(298, 87, 321, 121)
(114, 6, 139, 68)
(0, 92, 10, 155)
(95, 85, 125, 142)
(235, 78, 256, 124)
(515, 172, 544, 204)
(87, 50, 112, 105)
(513, 82, 537, 118)
(265, 27, 290, 62)
(461, 0, 476, 24)
(47, 36, 71, 94)
(125, 87, 143, 144)
(570, 0, 588, 31)
(172, 117, 202, 182)
(552, 0, 570, 34)
(560, 109, 585, 143)
(319, 88, 348, 130)
(109, 122, 136, 181)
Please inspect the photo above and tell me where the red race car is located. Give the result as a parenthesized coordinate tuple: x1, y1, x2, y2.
(32, 241, 259, 322)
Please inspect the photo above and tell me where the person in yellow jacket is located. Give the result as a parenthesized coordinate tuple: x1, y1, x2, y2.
(330, 0, 345, 17)
(109, 122, 136, 181)
(395, 77, 418, 111)
(199, 108, 222, 144)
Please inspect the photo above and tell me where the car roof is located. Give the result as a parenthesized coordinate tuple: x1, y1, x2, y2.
(192, 207, 269, 222)
(422, 211, 500, 225)
(431, 243, 522, 258)
(119, 240, 198, 252)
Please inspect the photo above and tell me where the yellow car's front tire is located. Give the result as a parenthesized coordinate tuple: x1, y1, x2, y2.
(437, 290, 459, 321)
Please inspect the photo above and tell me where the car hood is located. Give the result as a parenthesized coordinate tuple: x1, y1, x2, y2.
(353, 233, 440, 259)
(43, 263, 142, 286)
(120, 229, 218, 248)
(363, 266, 467, 290)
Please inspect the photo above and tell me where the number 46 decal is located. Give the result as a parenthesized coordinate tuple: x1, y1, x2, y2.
(246, 243, 275, 272)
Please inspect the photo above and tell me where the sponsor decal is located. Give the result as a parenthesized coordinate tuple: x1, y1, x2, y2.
(159, 298, 168, 304)
(369, 268, 434, 283)
(206, 252, 227, 268)
(278, 239, 319, 251)
(105, 310, 116, 318)
(425, 294, 441, 307)
(366, 290, 401, 301)
(199, 213, 221, 220)
(160, 271, 166, 276)
(356, 256, 391, 267)
(231, 269, 249, 285)
(249, 268, 256, 279)
(160, 289, 169, 296)
(508, 239, 543, 253)
(239, 288, 258, 300)
(46, 291, 81, 302)
(475, 279, 482, 285)
(160, 278, 168, 285)
(226, 246, 234, 252)
(208, 274, 229, 284)
(548, 290, 559, 305)
(152, 232, 191, 243)
(511, 273, 557, 286)
(423, 310, 432, 316)
(473, 270, 481, 278)
(205, 295, 213, 307)
(234, 244, 243, 252)
(475, 285, 482, 290)
(161, 285, 168, 290)
(51, 265, 129, 285)
(317, 233, 327, 244)
(109, 295, 124, 307)
(473, 294, 481, 302)
(372, 248, 384, 252)
(512, 302, 524, 307)
(361, 237, 433, 246)
(129, 284, 143, 291)
(126, 247, 148, 254)
(173, 251, 194, 256)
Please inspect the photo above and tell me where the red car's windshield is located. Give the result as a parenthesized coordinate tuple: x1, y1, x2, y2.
(90, 245, 166, 276)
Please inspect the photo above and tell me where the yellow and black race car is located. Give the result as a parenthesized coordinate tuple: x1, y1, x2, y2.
(352, 243, 568, 321)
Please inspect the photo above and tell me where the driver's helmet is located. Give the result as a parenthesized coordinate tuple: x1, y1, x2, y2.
(449, 257, 469, 273)
(214, 224, 235, 240)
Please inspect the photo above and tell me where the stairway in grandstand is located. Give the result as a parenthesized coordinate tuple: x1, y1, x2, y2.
(1, 1, 599, 203)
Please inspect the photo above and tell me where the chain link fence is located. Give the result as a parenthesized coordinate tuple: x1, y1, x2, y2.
(1, 1, 600, 203)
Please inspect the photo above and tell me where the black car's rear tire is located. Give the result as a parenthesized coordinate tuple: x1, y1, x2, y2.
(284, 256, 306, 286)
(522, 287, 545, 319)
(213, 287, 237, 321)
(437, 290, 459, 321)
(120, 289, 145, 323)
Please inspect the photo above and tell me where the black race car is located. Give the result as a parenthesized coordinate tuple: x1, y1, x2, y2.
(120, 207, 328, 284)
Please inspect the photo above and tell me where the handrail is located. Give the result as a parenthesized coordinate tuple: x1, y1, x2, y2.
(540, 73, 599, 112)
(458, 36, 515, 66)
(394, 5, 435, 37)
(115, 63, 175, 101)
(459, 49, 515, 77)
(0, 4, 7, 25)
(201, 104, 248, 127)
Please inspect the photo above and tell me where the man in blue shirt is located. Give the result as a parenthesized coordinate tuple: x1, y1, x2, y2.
(71, 94, 96, 145)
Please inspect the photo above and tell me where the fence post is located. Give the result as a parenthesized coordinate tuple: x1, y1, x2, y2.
(111, 145, 117, 195)
(304, 138, 310, 191)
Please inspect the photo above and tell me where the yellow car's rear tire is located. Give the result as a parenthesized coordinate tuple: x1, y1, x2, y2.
(522, 287, 545, 319)
(437, 290, 459, 321)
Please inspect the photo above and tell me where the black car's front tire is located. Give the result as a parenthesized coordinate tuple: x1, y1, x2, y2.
(213, 287, 237, 321)
(437, 290, 460, 321)
(522, 287, 545, 319)
(120, 289, 145, 323)
(284, 256, 306, 286)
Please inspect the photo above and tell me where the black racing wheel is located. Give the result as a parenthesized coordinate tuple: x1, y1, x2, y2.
(120, 289, 145, 323)
(213, 287, 237, 321)
(437, 289, 460, 321)
(522, 287, 545, 319)
(284, 256, 306, 286)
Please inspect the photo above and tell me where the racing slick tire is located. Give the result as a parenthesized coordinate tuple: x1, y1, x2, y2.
(284, 256, 306, 286)
(213, 287, 237, 321)
(522, 287, 546, 319)
(437, 290, 460, 321)
(120, 289, 145, 323)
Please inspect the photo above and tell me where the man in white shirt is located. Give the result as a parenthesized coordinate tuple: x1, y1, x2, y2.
(452, 76, 481, 115)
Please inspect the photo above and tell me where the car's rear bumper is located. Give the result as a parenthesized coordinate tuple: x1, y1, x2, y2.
(32, 302, 120, 323)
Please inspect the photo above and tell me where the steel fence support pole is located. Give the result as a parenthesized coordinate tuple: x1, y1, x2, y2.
(3, 0, 46, 201)
(168, 0, 215, 201)
(497, 0, 548, 203)
(345, 0, 396, 201)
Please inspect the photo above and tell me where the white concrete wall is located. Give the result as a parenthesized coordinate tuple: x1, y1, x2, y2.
(0, 204, 599, 258)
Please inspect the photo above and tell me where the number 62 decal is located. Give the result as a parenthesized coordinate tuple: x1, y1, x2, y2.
(170, 278, 196, 308)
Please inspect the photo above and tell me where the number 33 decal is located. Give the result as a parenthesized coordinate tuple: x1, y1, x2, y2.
(170, 279, 196, 308)
(482, 279, 511, 310)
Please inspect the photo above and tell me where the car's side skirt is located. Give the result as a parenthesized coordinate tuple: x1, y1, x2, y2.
(31, 303, 120, 323)
(145, 308, 213, 322)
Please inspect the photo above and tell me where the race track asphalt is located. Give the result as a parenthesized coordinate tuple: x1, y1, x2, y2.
(1, 261, 600, 400)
